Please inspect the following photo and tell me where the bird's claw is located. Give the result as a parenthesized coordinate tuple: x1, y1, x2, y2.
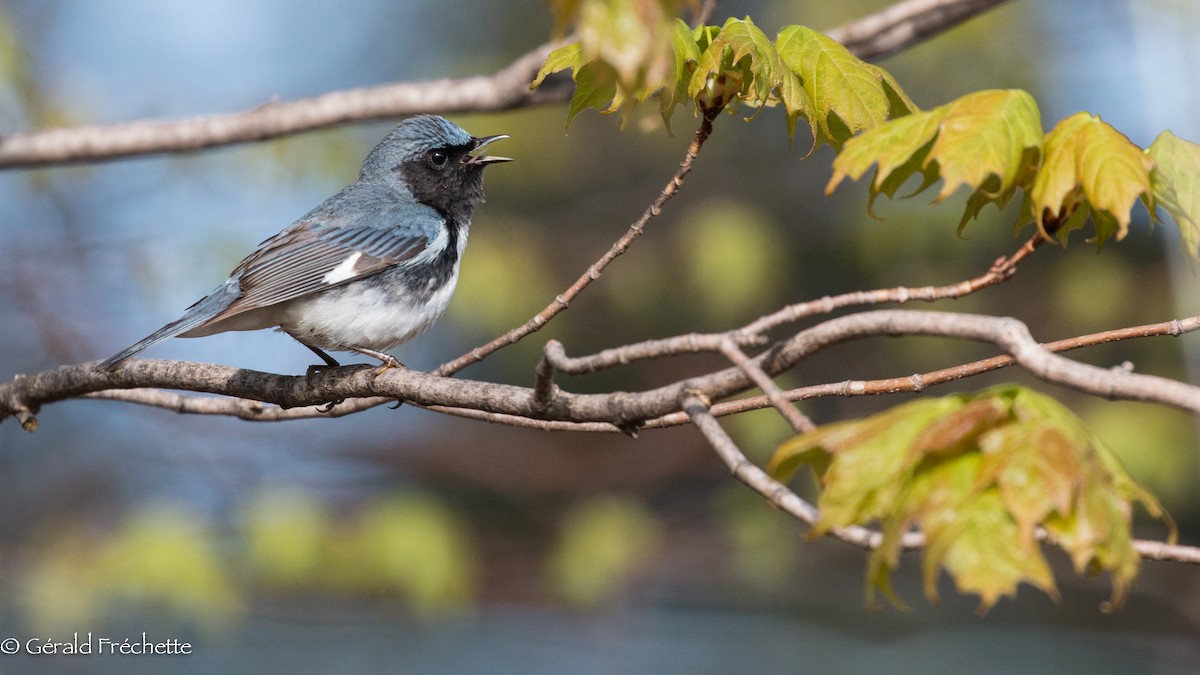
(369, 357, 406, 382)
(317, 399, 345, 413)
(367, 357, 406, 409)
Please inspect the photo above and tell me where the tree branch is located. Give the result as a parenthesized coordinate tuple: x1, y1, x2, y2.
(0, 0, 1012, 168)
(59, 313, 1196, 431)
(826, 0, 1011, 60)
(7, 310, 1200, 432)
(718, 338, 815, 433)
(0, 41, 570, 168)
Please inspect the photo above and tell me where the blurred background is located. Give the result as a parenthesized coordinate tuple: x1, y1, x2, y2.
(1, 0, 1199, 672)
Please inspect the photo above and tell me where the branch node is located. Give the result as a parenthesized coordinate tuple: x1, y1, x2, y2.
(909, 373, 925, 392)
(17, 408, 39, 433)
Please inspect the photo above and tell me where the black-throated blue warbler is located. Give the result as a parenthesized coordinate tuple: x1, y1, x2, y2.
(98, 115, 510, 371)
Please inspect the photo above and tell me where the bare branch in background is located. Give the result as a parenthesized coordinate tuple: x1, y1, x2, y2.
(826, 0, 1010, 60)
(0, 0, 1013, 168)
(0, 41, 569, 168)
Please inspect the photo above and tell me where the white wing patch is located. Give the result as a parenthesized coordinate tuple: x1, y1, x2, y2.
(406, 226, 448, 267)
(322, 251, 363, 284)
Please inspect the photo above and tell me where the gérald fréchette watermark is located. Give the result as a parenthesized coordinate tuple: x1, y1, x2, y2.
(1, 633, 191, 656)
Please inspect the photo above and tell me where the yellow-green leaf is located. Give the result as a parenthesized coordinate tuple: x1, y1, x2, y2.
(532, 43, 624, 129)
(536, 2, 693, 127)
(770, 397, 962, 534)
(660, 19, 703, 129)
(924, 489, 1057, 611)
(688, 17, 776, 111)
(770, 384, 1169, 611)
(533, 42, 585, 89)
(577, 0, 681, 91)
(977, 423, 1078, 547)
(1147, 130, 1200, 259)
(775, 25, 916, 149)
(1030, 112, 1155, 247)
(828, 89, 1043, 227)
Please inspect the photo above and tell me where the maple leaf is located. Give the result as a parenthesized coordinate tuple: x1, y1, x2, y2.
(1147, 130, 1200, 259)
(827, 89, 1043, 224)
(1028, 112, 1155, 248)
(775, 25, 916, 149)
(768, 385, 1170, 612)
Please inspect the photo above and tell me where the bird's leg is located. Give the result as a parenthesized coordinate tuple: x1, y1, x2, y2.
(344, 345, 405, 379)
(297, 341, 341, 377)
(341, 345, 407, 409)
(294, 339, 345, 411)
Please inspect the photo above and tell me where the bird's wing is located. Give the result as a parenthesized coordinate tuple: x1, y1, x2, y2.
(205, 203, 447, 325)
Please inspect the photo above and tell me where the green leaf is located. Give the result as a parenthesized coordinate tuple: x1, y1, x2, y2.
(688, 17, 779, 111)
(660, 19, 703, 130)
(533, 42, 585, 90)
(532, 43, 623, 129)
(923, 488, 1057, 611)
(775, 25, 916, 149)
(1030, 112, 1155, 247)
(827, 89, 1043, 227)
(576, 0, 682, 92)
(536, 16, 910, 139)
(1147, 130, 1200, 259)
(977, 423, 1078, 546)
(568, 61, 621, 126)
(769, 384, 1170, 611)
(535, 1, 692, 127)
(770, 397, 963, 534)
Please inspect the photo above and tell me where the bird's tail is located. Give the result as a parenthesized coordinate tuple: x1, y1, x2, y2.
(96, 280, 240, 371)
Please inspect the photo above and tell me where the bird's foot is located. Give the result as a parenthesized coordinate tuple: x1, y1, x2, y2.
(316, 399, 345, 413)
(357, 351, 406, 409)
(371, 355, 406, 381)
(305, 363, 335, 379)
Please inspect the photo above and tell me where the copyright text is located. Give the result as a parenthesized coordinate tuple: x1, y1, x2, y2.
(1, 633, 191, 656)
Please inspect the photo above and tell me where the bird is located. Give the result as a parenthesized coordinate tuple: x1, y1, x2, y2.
(97, 115, 510, 373)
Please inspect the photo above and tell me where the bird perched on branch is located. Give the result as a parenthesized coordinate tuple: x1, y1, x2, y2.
(98, 115, 510, 372)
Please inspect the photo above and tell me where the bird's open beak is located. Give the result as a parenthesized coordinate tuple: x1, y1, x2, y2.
(466, 134, 512, 166)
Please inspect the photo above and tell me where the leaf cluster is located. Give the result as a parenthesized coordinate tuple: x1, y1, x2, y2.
(828, 91, 1200, 257)
(533, 13, 915, 147)
(768, 385, 1173, 612)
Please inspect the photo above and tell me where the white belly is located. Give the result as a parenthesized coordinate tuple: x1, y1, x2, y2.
(278, 267, 460, 351)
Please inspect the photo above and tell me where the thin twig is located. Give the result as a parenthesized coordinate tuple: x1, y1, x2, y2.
(682, 393, 821, 525)
(744, 232, 1043, 336)
(436, 108, 721, 376)
(718, 338, 815, 433)
(681, 393, 924, 550)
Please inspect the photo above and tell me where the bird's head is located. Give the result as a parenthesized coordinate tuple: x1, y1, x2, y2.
(360, 115, 511, 219)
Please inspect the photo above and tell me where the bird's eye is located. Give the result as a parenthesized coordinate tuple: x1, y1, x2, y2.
(429, 149, 449, 167)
